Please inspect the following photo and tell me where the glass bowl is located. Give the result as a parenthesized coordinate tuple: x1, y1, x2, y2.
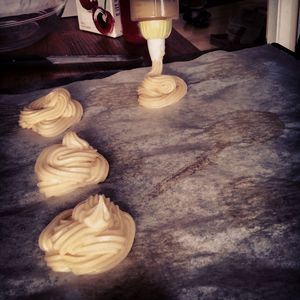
(0, 0, 66, 53)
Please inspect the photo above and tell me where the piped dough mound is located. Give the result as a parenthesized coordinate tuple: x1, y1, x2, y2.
(19, 88, 83, 137)
(35, 131, 109, 198)
(39, 194, 135, 275)
(138, 61, 187, 109)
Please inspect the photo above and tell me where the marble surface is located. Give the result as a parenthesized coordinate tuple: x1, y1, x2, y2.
(0, 45, 300, 300)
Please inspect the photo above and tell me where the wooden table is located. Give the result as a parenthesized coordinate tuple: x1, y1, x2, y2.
(0, 17, 202, 94)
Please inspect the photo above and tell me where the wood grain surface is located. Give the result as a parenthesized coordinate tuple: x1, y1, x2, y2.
(0, 17, 201, 94)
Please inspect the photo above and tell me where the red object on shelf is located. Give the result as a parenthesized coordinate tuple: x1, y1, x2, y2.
(79, 0, 98, 10)
(120, 0, 145, 44)
(93, 6, 115, 34)
(76, 0, 122, 37)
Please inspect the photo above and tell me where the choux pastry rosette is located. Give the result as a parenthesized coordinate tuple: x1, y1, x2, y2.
(39, 194, 136, 275)
(35, 131, 109, 198)
(19, 88, 83, 137)
(138, 61, 187, 109)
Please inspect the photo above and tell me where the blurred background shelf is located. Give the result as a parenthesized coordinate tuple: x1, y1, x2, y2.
(174, 0, 267, 50)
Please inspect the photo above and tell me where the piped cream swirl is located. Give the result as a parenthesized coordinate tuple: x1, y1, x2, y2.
(39, 194, 135, 275)
(138, 60, 187, 109)
(19, 88, 83, 137)
(35, 131, 109, 198)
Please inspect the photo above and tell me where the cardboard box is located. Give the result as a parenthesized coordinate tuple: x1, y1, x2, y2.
(75, 0, 122, 38)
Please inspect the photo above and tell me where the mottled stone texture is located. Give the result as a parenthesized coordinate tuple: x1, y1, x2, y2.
(0, 45, 300, 300)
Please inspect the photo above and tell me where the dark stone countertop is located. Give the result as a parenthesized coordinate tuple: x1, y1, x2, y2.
(0, 45, 300, 300)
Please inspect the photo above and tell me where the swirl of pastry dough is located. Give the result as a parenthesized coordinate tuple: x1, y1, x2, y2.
(39, 194, 136, 275)
(138, 61, 187, 109)
(35, 131, 109, 198)
(19, 88, 83, 137)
